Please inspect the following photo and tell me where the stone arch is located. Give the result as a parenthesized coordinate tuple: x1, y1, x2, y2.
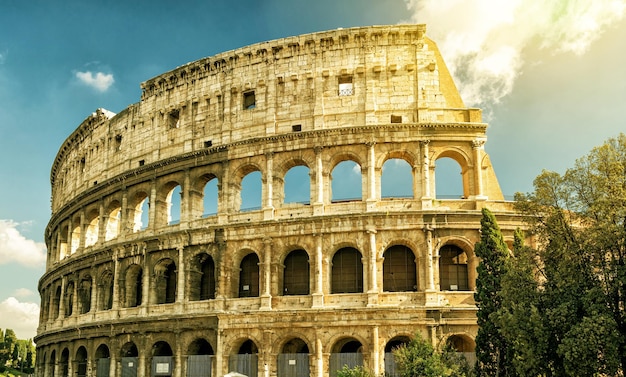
(157, 179, 183, 227)
(283, 164, 312, 205)
(58, 223, 69, 259)
(70, 215, 81, 255)
(238, 252, 260, 297)
(152, 258, 177, 304)
(229, 339, 259, 377)
(329, 336, 365, 377)
(330, 152, 363, 202)
(129, 190, 150, 232)
(94, 343, 110, 377)
(104, 200, 121, 241)
(281, 249, 310, 296)
(441, 333, 477, 367)
(75, 346, 88, 377)
(84, 208, 100, 247)
(331, 247, 364, 293)
(433, 148, 472, 199)
(64, 280, 75, 317)
(277, 337, 311, 377)
(60, 348, 70, 377)
(77, 274, 92, 314)
(383, 335, 412, 377)
(187, 338, 215, 377)
(192, 172, 220, 218)
(382, 244, 417, 292)
(232, 163, 264, 212)
(189, 252, 216, 301)
(187, 338, 214, 355)
(438, 242, 472, 291)
(51, 284, 62, 320)
(120, 341, 139, 357)
(381, 157, 414, 199)
(49, 350, 57, 377)
(123, 264, 143, 307)
(97, 269, 114, 311)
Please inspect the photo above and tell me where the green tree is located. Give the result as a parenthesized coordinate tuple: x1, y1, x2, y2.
(473, 208, 514, 376)
(393, 332, 473, 377)
(512, 133, 626, 375)
(335, 365, 374, 377)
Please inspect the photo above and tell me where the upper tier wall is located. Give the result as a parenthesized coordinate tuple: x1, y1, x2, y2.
(50, 24, 481, 212)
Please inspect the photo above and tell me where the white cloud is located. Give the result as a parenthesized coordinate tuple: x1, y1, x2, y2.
(75, 70, 115, 92)
(0, 219, 46, 267)
(0, 50, 6, 64)
(0, 297, 39, 340)
(13, 288, 35, 298)
(405, 0, 626, 108)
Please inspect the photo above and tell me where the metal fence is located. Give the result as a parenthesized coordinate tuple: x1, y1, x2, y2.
(96, 358, 110, 377)
(228, 354, 258, 377)
(329, 353, 363, 377)
(277, 353, 309, 377)
(187, 355, 214, 377)
(121, 357, 138, 377)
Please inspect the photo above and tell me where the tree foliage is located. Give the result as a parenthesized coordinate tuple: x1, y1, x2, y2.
(473, 208, 515, 376)
(509, 134, 626, 375)
(393, 332, 474, 377)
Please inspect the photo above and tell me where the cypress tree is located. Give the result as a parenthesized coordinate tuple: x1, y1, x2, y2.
(474, 208, 513, 376)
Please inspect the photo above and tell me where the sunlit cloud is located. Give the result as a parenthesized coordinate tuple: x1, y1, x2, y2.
(0, 219, 46, 267)
(13, 288, 35, 298)
(0, 297, 39, 340)
(405, 0, 626, 109)
(75, 70, 115, 92)
(0, 49, 6, 64)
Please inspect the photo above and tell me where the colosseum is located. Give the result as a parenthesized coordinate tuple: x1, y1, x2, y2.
(35, 24, 524, 377)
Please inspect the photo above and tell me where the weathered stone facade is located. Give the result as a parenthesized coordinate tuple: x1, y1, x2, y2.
(36, 24, 524, 377)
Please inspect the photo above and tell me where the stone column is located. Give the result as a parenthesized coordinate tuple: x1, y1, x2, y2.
(420, 140, 432, 208)
(372, 326, 380, 376)
(120, 188, 128, 235)
(78, 210, 86, 250)
(313, 146, 324, 215)
(215, 330, 224, 377)
(58, 276, 66, 320)
(366, 142, 377, 211)
(260, 238, 272, 310)
(177, 246, 185, 309)
(112, 249, 121, 311)
(316, 338, 324, 377)
(264, 152, 275, 220)
(182, 169, 191, 224)
(367, 228, 379, 307)
(98, 200, 106, 243)
(90, 273, 97, 314)
(424, 223, 438, 306)
(472, 139, 487, 200)
(312, 234, 324, 308)
(149, 180, 157, 230)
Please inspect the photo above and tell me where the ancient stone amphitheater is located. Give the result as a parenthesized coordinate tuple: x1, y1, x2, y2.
(36, 24, 523, 377)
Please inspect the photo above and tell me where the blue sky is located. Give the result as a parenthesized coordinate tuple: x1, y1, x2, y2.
(1, 0, 625, 339)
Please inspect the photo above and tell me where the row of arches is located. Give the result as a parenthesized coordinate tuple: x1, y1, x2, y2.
(39, 334, 475, 377)
(49, 152, 467, 263)
(40, 242, 473, 323)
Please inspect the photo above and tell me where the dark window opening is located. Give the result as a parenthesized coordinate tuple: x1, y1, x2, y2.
(115, 134, 122, 151)
(391, 115, 402, 123)
(239, 253, 260, 297)
(139, 160, 145, 166)
(283, 250, 310, 295)
(168, 109, 180, 129)
(204, 140, 213, 148)
(243, 91, 256, 110)
(383, 245, 417, 292)
(439, 245, 469, 291)
(331, 248, 363, 293)
(292, 124, 302, 132)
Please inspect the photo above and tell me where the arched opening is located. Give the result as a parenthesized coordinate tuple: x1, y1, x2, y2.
(240, 171, 262, 211)
(435, 157, 464, 199)
(167, 185, 182, 225)
(283, 250, 310, 296)
(70, 224, 81, 255)
(284, 165, 311, 204)
(60, 348, 69, 377)
(278, 338, 310, 377)
(381, 158, 413, 198)
(202, 177, 219, 217)
(75, 346, 88, 377)
(439, 245, 469, 291)
(84, 210, 99, 247)
(64, 281, 74, 317)
(153, 259, 177, 304)
(132, 193, 150, 232)
(230, 340, 258, 377)
(97, 270, 114, 311)
(330, 338, 363, 377)
(189, 253, 215, 301)
(383, 245, 417, 292)
(152, 341, 174, 377)
(124, 264, 143, 308)
(187, 339, 214, 377)
(120, 342, 139, 377)
(446, 335, 476, 367)
(105, 202, 121, 241)
(239, 253, 260, 298)
(95, 344, 110, 377)
(78, 276, 92, 314)
(331, 248, 363, 293)
(58, 225, 69, 259)
(49, 350, 56, 377)
(384, 336, 411, 377)
(331, 160, 362, 202)
(52, 286, 61, 320)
